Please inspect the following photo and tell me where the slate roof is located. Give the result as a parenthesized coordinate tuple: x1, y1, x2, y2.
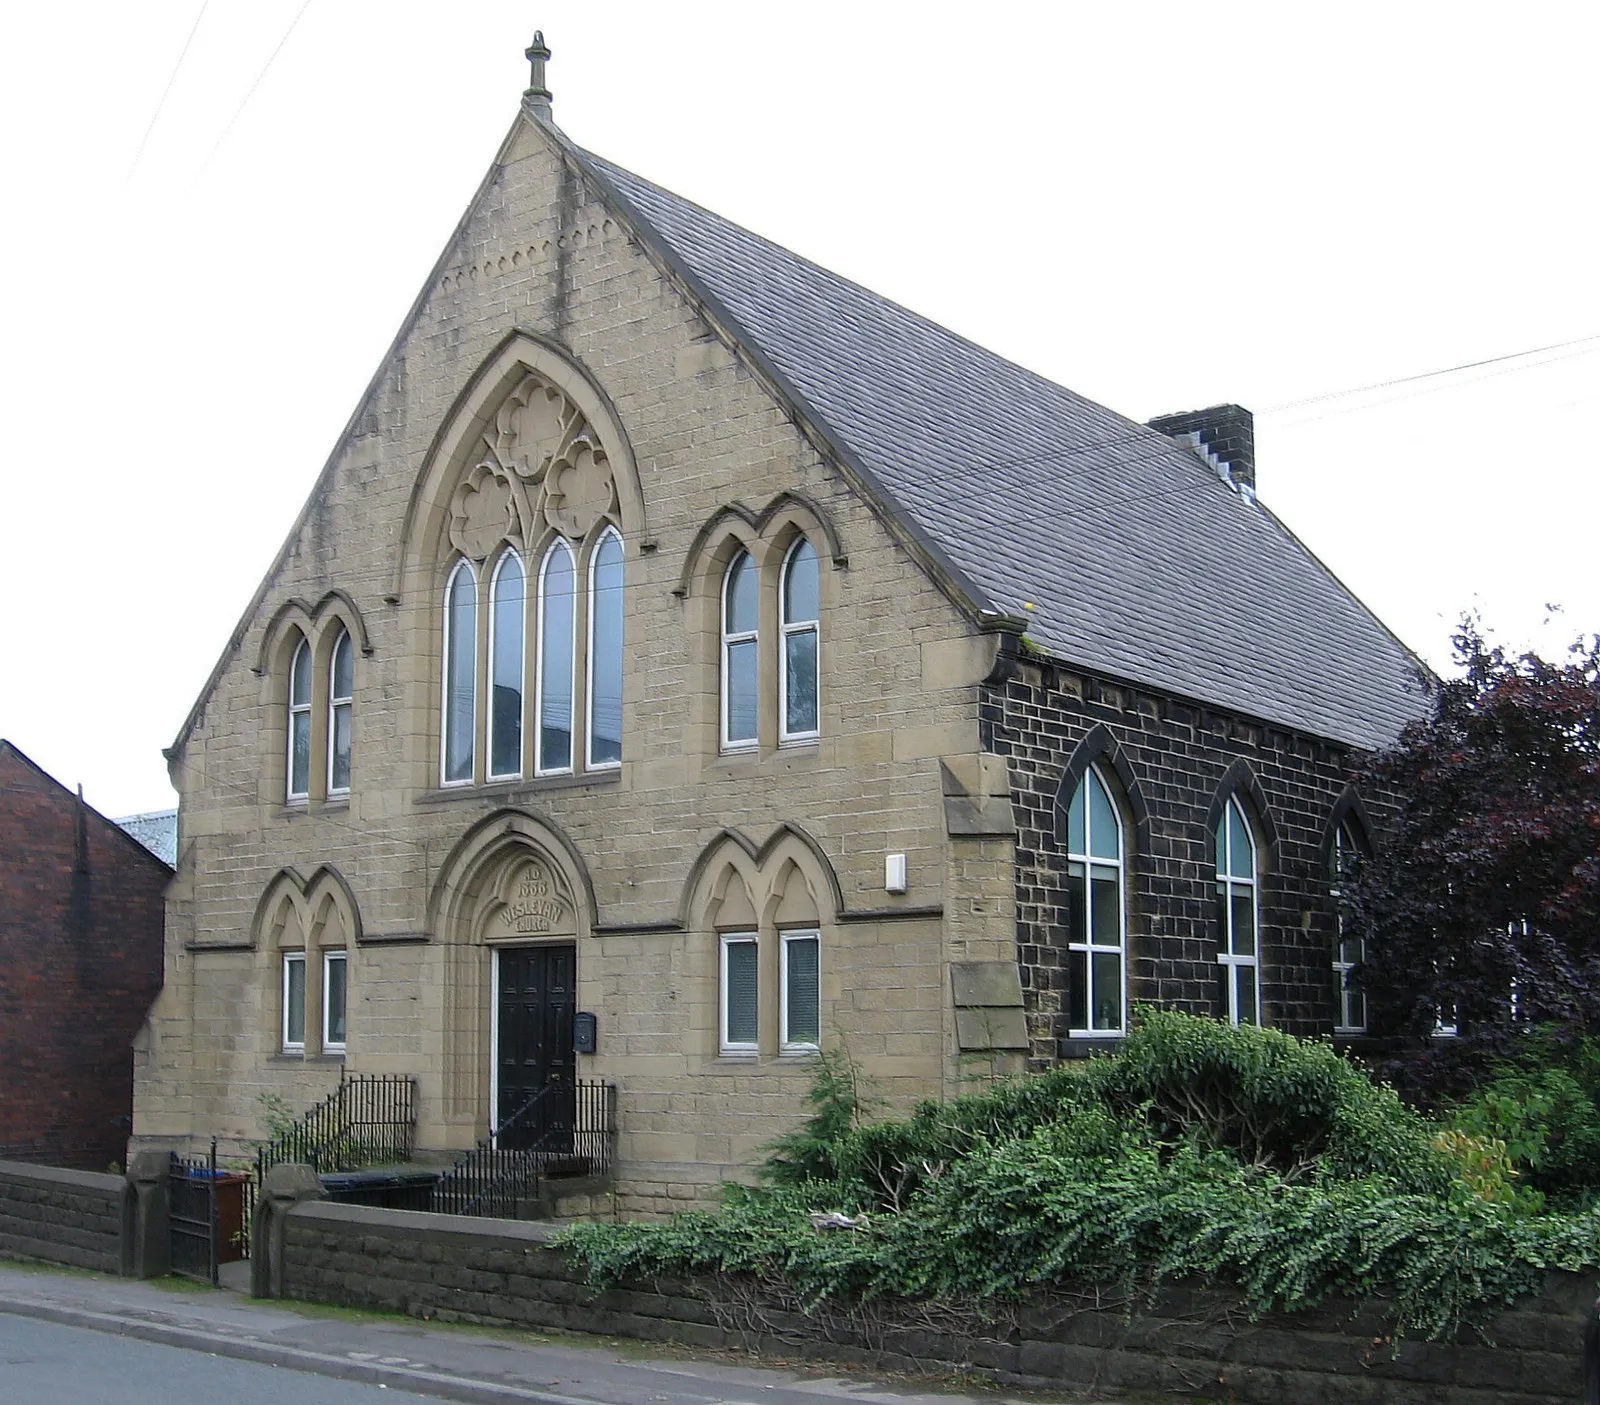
(573, 147, 1427, 751)
(114, 809, 178, 868)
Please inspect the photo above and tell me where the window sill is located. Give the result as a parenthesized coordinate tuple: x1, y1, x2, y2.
(1057, 1036, 1125, 1060)
(708, 743, 822, 775)
(697, 1054, 821, 1074)
(416, 770, 621, 807)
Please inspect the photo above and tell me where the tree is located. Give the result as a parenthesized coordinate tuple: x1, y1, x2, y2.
(1351, 621, 1600, 1056)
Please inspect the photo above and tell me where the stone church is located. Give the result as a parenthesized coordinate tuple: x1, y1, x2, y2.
(131, 39, 1423, 1211)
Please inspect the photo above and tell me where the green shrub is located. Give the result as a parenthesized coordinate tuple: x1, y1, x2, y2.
(1452, 1066, 1600, 1203)
(562, 1012, 1600, 1338)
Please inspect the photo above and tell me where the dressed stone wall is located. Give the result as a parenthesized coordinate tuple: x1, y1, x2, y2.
(0, 1160, 125, 1274)
(271, 1199, 1593, 1405)
(983, 657, 1391, 1063)
(134, 114, 1019, 1212)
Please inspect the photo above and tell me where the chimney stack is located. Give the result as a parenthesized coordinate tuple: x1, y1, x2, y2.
(1148, 404, 1255, 495)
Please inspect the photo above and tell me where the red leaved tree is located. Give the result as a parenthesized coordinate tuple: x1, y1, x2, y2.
(1351, 622, 1600, 1056)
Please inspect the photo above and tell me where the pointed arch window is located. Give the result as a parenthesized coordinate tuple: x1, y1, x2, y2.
(287, 636, 312, 801)
(282, 950, 307, 1050)
(722, 550, 759, 750)
(443, 559, 478, 784)
(1216, 796, 1260, 1025)
(489, 551, 526, 779)
(1063, 765, 1126, 1034)
(780, 539, 820, 742)
(327, 629, 354, 795)
(536, 541, 576, 774)
(1332, 820, 1366, 1033)
(587, 527, 624, 768)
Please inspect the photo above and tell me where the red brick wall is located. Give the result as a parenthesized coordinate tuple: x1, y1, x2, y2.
(0, 743, 169, 1170)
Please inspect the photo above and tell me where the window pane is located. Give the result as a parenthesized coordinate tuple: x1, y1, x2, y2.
(1091, 950, 1122, 1030)
(1228, 803, 1254, 880)
(1235, 965, 1258, 1025)
(332, 631, 353, 699)
(324, 954, 347, 1047)
(1344, 986, 1366, 1031)
(724, 940, 758, 1046)
(1066, 781, 1086, 856)
(538, 544, 574, 771)
(444, 564, 476, 782)
(784, 629, 818, 735)
(491, 555, 524, 777)
(1230, 890, 1255, 956)
(1067, 949, 1088, 1030)
(1339, 936, 1364, 965)
(284, 956, 305, 1046)
(725, 552, 758, 634)
(589, 532, 624, 766)
(290, 712, 311, 797)
(290, 640, 312, 707)
(726, 638, 757, 743)
(1065, 862, 1087, 947)
(329, 703, 351, 791)
(1214, 814, 1228, 876)
(785, 936, 820, 1046)
(1090, 865, 1120, 947)
(1087, 770, 1119, 860)
(783, 541, 819, 623)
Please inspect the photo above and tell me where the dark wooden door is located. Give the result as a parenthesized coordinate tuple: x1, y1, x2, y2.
(495, 944, 576, 1151)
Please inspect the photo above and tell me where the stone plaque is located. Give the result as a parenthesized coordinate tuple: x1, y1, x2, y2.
(495, 860, 569, 935)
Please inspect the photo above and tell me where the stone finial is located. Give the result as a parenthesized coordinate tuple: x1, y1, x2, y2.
(524, 30, 553, 123)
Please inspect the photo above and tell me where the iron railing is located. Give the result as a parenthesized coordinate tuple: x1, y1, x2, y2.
(243, 1073, 416, 1252)
(432, 1080, 615, 1219)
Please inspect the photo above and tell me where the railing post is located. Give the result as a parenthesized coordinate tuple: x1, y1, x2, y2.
(207, 1138, 220, 1287)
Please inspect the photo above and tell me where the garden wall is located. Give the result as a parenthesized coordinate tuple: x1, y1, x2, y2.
(274, 1199, 1596, 1405)
(0, 1159, 125, 1274)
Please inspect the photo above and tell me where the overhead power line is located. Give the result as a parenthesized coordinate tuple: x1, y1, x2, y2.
(195, 0, 317, 180)
(1260, 332, 1600, 415)
(127, 0, 212, 176)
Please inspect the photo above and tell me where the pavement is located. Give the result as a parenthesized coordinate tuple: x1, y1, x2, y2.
(0, 1261, 1101, 1405)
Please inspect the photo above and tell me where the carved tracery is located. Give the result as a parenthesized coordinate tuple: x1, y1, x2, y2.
(446, 374, 619, 561)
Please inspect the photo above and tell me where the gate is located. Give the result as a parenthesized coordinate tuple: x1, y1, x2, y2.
(168, 1141, 220, 1285)
(169, 1139, 248, 1282)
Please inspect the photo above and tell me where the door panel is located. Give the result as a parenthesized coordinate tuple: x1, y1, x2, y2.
(495, 944, 576, 1151)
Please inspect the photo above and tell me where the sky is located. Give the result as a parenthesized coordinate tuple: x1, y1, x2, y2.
(1, 2, 1596, 817)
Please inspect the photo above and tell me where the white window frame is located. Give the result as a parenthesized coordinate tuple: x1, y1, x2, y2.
(720, 550, 759, 752)
(287, 636, 312, 802)
(1216, 795, 1261, 1026)
(327, 629, 353, 797)
(779, 929, 821, 1053)
(719, 932, 759, 1055)
(487, 548, 527, 781)
(778, 538, 820, 745)
(322, 949, 348, 1053)
(1331, 821, 1366, 1034)
(1064, 764, 1127, 1038)
(585, 525, 625, 771)
(282, 951, 307, 1052)
(534, 539, 576, 776)
(441, 558, 478, 787)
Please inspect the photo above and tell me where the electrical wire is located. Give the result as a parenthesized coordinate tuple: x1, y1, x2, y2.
(127, 0, 211, 176)
(1258, 332, 1600, 415)
(194, 0, 317, 181)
